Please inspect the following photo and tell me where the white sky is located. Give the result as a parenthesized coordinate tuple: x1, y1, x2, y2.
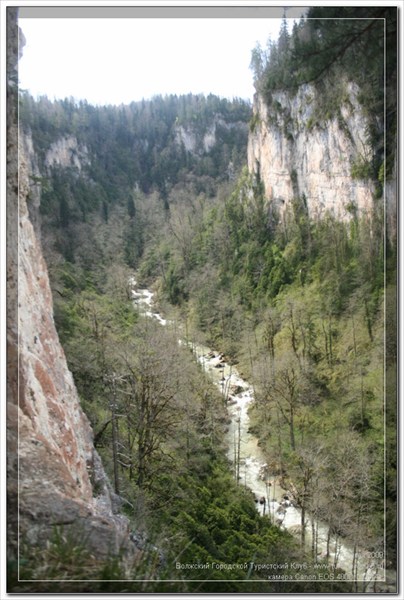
(18, 16, 299, 105)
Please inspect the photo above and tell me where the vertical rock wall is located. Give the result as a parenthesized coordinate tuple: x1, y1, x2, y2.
(7, 9, 135, 562)
(247, 84, 375, 220)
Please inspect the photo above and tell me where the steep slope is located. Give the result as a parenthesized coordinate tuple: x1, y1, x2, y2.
(247, 7, 397, 247)
(7, 9, 136, 569)
(247, 82, 375, 219)
(19, 92, 250, 203)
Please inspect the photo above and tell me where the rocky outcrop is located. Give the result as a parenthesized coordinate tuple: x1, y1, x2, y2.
(44, 135, 89, 171)
(21, 130, 42, 235)
(248, 83, 375, 220)
(7, 9, 136, 563)
(175, 116, 248, 156)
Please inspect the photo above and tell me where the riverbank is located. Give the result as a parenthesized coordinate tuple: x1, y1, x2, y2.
(130, 277, 392, 590)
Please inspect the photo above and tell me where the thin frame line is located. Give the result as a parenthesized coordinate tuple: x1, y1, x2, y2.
(17, 12, 21, 585)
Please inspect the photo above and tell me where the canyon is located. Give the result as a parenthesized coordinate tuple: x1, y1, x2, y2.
(6, 6, 396, 594)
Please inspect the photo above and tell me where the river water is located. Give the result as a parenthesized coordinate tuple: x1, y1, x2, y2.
(130, 279, 389, 590)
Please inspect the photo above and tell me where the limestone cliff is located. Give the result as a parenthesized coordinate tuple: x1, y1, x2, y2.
(7, 9, 136, 565)
(44, 134, 90, 171)
(247, 83, 376, 220)
(175, 116, 248, 157)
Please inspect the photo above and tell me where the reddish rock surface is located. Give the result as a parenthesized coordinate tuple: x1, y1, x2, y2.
(6, 9, 135, 564)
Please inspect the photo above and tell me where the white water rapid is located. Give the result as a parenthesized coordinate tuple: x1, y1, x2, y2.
(130, 278, 390, 591)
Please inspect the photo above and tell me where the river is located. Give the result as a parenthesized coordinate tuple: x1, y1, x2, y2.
(130, 278, 391, 591)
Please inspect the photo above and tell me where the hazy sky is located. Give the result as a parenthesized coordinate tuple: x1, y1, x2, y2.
(18, 14, 303, 105)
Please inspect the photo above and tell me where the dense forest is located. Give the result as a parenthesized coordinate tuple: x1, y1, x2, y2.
(14, 6, 397, 594)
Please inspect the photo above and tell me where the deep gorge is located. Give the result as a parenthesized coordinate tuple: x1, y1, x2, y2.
(7, 6, 397, 595)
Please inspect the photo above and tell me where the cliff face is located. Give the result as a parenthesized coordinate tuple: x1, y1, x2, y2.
(175, 116, 248, 156)
(7, 11, 135, 562)
(44, 135, 90, 171)
(247, 83, 375, 219)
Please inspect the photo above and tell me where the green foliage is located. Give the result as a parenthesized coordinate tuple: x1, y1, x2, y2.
(34, 142, 390, 587)
(15, 526, 128, 589)
(249, 7, 396, 176)
(165, 261, 188, 305)
(20, 92, 250, 203)
(160, 460, 300, 590)
(350, 157, 374, 180)
(133, 158, 388, 564)
(249, 112, 261, 132)
(19, 42, 395, 586)
(34, 247, 311, 592)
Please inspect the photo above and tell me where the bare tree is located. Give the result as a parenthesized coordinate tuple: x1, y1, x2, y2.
(289, 442, 328, 550)
(120, 321, 182, 489)
(265, 355, 303, 451)
(323, 432, 377, 576)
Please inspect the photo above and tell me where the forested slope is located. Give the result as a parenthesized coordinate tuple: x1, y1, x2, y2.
(16, 93, 321, 593)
